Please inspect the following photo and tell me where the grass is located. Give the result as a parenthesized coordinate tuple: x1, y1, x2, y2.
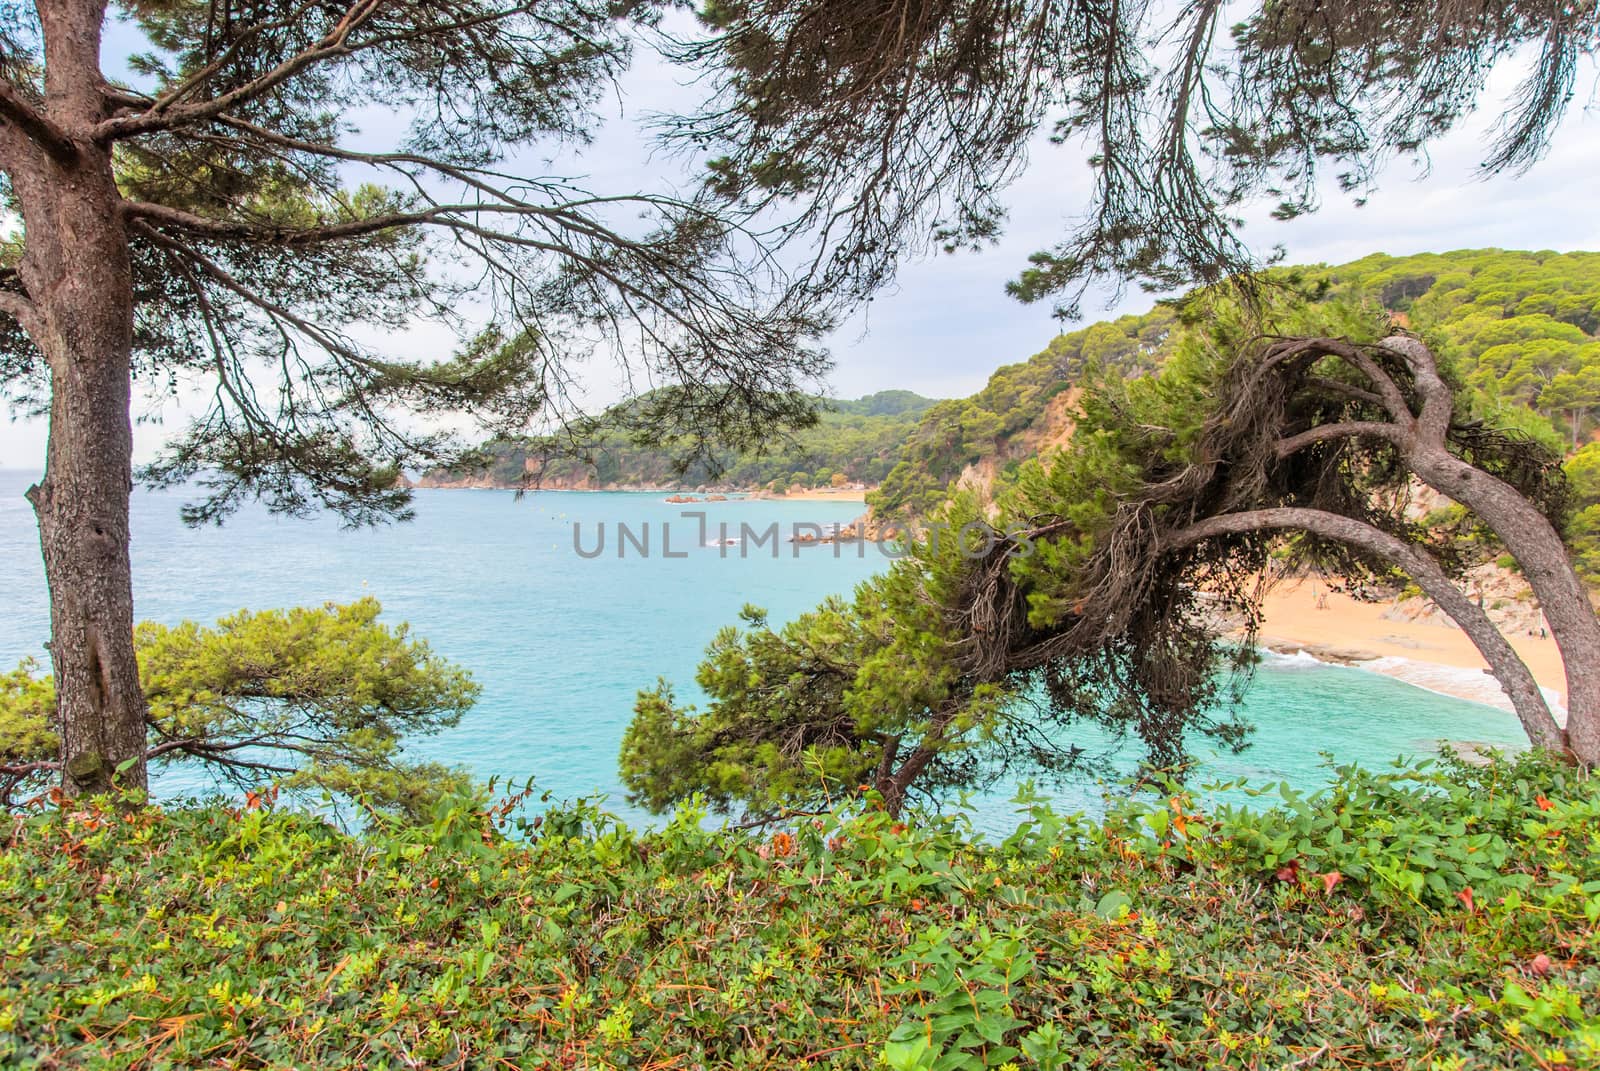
(2, 752, 1598, 1069)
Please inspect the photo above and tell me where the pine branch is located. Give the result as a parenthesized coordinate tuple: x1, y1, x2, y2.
(0, 78, 74, 163)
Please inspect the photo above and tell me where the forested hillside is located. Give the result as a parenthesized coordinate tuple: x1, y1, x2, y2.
(1332, 251, 1600, 437)
(870, 249, 1600, 518)
(420, 390, 939, 491)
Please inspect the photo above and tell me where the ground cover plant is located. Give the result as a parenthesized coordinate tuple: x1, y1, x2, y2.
(2, 751, 1598, 1069)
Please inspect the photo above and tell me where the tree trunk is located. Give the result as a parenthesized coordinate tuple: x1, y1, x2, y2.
(879, 705, 960, 817)
(880, 745, 933, 818)
(13, 142, 149, 798)
(878, 765, 917, 818)
(1166, 508, 1568, 754)
(1408, 450, 1600, 763)
(1347, 336, 1600, 764)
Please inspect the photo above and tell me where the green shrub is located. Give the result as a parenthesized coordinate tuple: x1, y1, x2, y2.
(0, 600, 478, 816)
(2, 754, 1597, 1069)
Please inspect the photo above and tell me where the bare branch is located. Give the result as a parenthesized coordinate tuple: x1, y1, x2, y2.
(1263, 336, 1414, 424)
(1378, 335, 1452, 443)
(0, 79, 75, 163)
(94, 0, 385, 140)
(0, 289, 42, 335)
(1274, 420, 1406, 459)
(123, 198, 467, 247)
(141, 0, 331, 116)
(0, 758, 58, 778)
(131, 221, 368, 358)
(1305, 375, 1385, 407)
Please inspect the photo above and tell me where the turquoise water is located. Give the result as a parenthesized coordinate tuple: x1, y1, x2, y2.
(0, 470, 1528, 829)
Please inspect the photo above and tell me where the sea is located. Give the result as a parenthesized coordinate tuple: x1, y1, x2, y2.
(0, 470, 1529, 831)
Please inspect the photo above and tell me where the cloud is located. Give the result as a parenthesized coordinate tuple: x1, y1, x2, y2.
(821, 60, 1600, 401)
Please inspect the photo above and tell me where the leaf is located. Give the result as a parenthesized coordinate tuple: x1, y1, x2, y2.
(883, 1036, 937, 1071)
(933, 1051, 982, 1071)
(974, 1013, 1020, 1044)
(1094, 890, 1132, 919)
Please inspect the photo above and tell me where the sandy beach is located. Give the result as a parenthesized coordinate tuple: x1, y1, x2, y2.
(1255, 579, 1568, 721)
(771, 488, 868, 503)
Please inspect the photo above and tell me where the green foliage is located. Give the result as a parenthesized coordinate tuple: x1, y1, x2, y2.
(1565, 443, 1600, 583)
(876, 250, 1600, 521)
(834, 390, 940, 418)
(0, 661, 58, 772)
(0, 600, 477, 817)
(620, 554, 964, 817)
(646, 261, 1595, 818)
(1332, 251, 1600, 444)
(998, 281, 1390, 617)
(439, 250, 1600, 515)
(2, 0, 851, 526)
(686, 0, 1598, 322)
(626, 483, 1140, 818)
(3, 755, 1598, 1068)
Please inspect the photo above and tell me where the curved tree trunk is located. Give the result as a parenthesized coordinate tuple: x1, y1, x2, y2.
(1406, 451, 1600, 762)
(1165, 507, 1568, 753)
(6, 4, 149, 797)
(1368, 337, 1600, 763)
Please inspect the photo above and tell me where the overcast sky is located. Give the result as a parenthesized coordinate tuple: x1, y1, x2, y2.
(2, 31, 1598, 470)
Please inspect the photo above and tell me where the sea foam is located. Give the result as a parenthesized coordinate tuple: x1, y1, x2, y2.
(1364, 655, 1567, 724)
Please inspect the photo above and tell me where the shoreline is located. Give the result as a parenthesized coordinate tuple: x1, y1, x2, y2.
(760, 488, 867, 503)
(412, 483, 869, 503)
(1252, 579, 1567, 723)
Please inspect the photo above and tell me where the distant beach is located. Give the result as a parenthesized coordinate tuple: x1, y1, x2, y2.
(768, 488, 868, 503)
(653, 487, 869, 504)
(1253, 578, 1568, 722)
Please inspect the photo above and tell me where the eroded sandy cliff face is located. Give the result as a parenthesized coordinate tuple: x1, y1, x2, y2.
(859, 387, 1083, 536)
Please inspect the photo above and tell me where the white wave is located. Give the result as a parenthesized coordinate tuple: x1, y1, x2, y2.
(1258, 648, 1326, 670)
(1362, 656, 1567, 723)
(1256, 644, 1568, 725)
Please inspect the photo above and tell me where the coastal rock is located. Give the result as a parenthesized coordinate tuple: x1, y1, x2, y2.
(1380, 561, 1551, 636)
(804, 512, 902, 545)
(1261, 639, 1380, 666)
(405, 472, 503, 490)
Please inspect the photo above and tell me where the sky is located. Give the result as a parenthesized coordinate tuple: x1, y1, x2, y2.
(2, 25, 1599, 469)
